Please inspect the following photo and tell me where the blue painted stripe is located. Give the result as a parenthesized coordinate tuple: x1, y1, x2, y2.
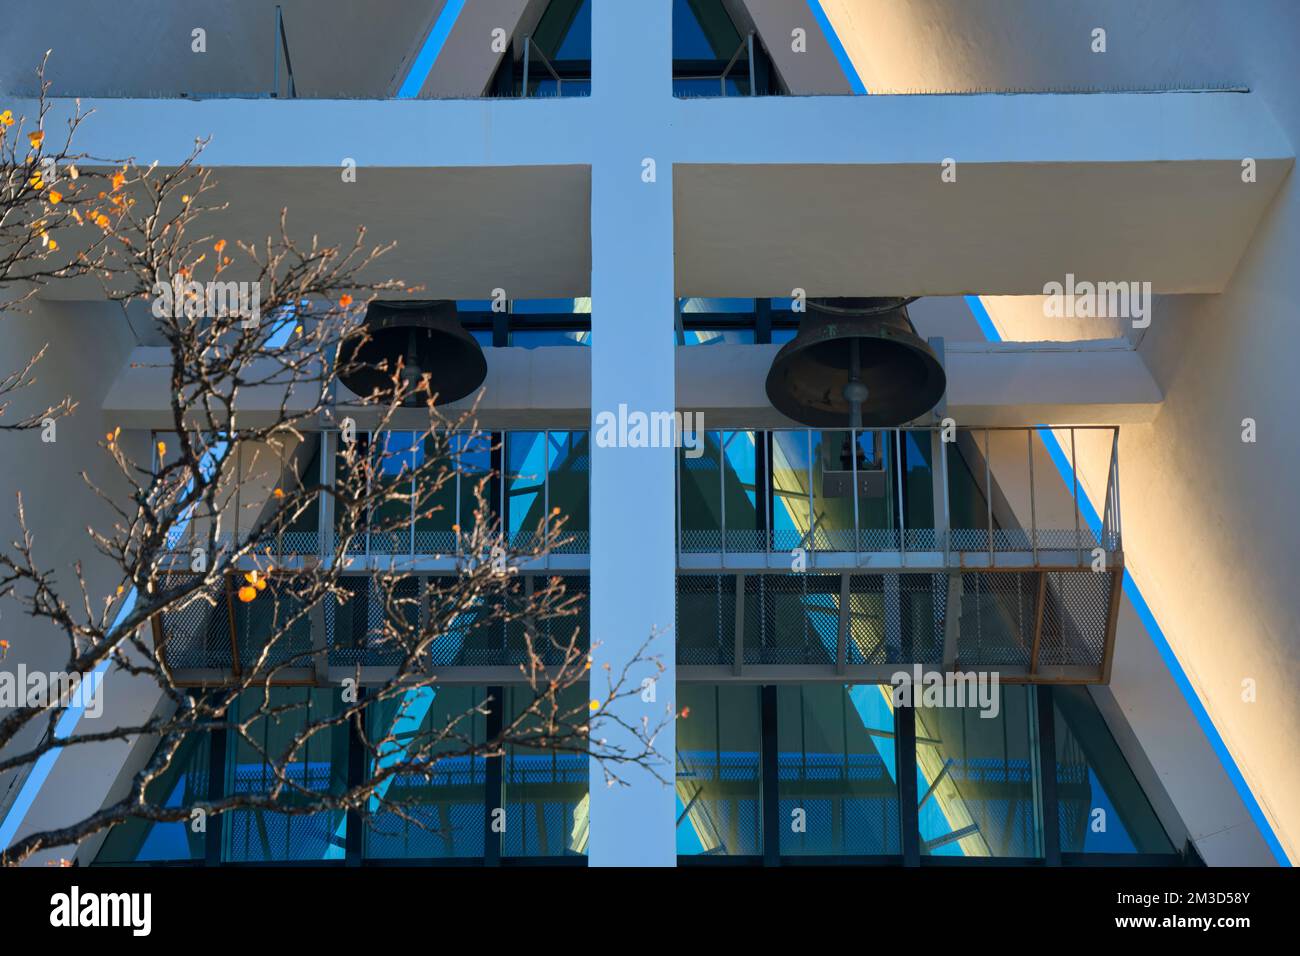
(963, 294, 1002, 342)
(805, 0, 868, 95)
(963, 288, 1289, 864)
(1034, 423, 1288, 865)
(397, 0, 469, 99)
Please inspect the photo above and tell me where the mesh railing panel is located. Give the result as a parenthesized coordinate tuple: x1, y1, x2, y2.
(955, 572, 1037, 667)
(676, 574, 736, 665)
(845, 573, 946, 665)
(231, 580, 316, 673)
(743, 574, 839, 665)
(327, 577, 418, 667)
(1037, 571, 1112, 668)
(156, 575, 232, 669)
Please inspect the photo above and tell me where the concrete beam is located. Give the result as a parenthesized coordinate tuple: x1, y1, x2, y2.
(103, 340, 1161, 431)
(672, 92, 1291, 296)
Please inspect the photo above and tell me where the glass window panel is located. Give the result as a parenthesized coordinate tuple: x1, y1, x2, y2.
(1054, 686, 1174, 854)
(280, 433, 320, 553)
(902, 431, 935, 540)
(94, 732, 210, 863)
(505, 431, 547, 550)
(778, 684, 901, 856)
(948, 441, 988, 526)
(721, 431, 760, 551)
(509, 329, 590, 347)
(369, 431, 417, 554)
(770, 430, 812, 552)
(335, 430, 370, 553)
(455, 431, 494, 535)
(501, 685, 589, 858)
(548, 431, 589, 552)
(511, 298, 589, 315)
(676, 685, 762, 856)
(222, 688, 349, 862)
(673, 0, 742, 59)
(414, 432, 457, 553)
(813, 430, 893, 549)
(914, 685, 1042, 858)
(364, 686, 488, 860)
(679, 430, 723, 551)
(681, 328, 755, 346)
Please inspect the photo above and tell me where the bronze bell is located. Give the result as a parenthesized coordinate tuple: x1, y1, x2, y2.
(338, 300, 487, 407)
(765, 297, 946, 428)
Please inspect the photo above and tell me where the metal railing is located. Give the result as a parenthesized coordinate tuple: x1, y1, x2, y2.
(272, 5, 298, 99)
(520, 36, 564, 98)
(161, 430, 591, 570)
(675, 425, 1122, 571)
(673, 33, 758, 96)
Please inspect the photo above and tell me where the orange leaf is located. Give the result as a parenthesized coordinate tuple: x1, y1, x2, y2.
(28, 129, 43, 148)
(237, 585, 257, 603)
(338, 294, 353, 308)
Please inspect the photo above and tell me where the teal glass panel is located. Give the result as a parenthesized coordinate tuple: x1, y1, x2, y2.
(369, 430, 417, 553)
(778, 684, 901, 855)
(454, 431, 494, 536)
(676, 684, 763, 856)
(501, 684, 589, 857)
(770, 430, 812, 552)
(548, 431, 590, 553)
(413, 431, 458, 553)
(364, 686, 488, 859)
(279, 433, 320, 553)
(222, 688, 349, 862)
(721, 431, 760, 551)
(94, 731, 210, 863)
(679, 430, 723, 551)
(915, 685, 1042, 858)
(505, 431, 546, 550)
(1054, 686, 1174, 854)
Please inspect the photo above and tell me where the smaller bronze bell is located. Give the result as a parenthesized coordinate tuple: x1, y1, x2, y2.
(338, 300, 487, 407)
(765, 297, 946, 428)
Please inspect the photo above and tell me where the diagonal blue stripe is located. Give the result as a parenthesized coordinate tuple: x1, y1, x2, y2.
(806, 0, 868, 94)
(397, 0, 469, 99)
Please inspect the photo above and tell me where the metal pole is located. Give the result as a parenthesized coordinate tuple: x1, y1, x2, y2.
(896, 430, 906, 564)
(807, 429, 815, 557)
(720, 431, 727, 560)
(982, 429, 993, 566)
(1028, 428, 1037, 565)
(1071, 428, 1081, 565)
(851, 429, 860, 563)
(522, 37, 531, 98)
(940, 426, 951, 566)
(747, 33, 756, 96)
(273, 6, 282, 98)
(676, 429, 683, 564)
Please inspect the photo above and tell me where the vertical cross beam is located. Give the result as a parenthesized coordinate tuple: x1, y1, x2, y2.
(588, 0, 677, 867)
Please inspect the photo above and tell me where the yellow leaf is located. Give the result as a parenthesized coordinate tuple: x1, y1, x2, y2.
(28, 129, 43, 148)
(0, 110, 14, 127)
(48, 189, 62, 204)
(156, 440, 166, 458)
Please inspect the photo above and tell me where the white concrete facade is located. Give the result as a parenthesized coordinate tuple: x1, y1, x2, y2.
(0, 0, 1296, 867)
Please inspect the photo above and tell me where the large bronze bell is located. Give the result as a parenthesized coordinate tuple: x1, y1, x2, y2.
(338, 300, 487, 407)
(765, 297, 946, 428)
